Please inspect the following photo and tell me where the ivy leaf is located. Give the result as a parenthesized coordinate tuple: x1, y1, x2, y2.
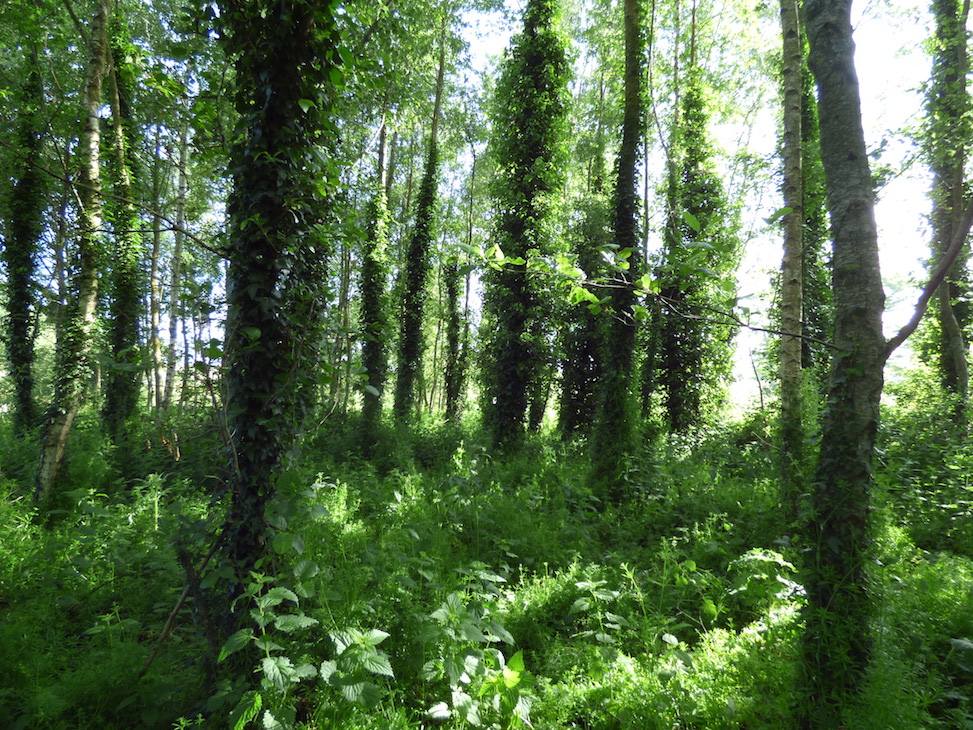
(683, 210, 701, 232)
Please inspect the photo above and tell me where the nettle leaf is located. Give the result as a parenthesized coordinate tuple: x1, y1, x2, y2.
(428, 701, 451, 720)
(219, 628, 254, 663)
(272, 531, 305, 555)
(262, 655, 295, 691)
(228, 691, 262, 730)
(364, 629, 390, 646)
(274, 613, 319, 632)
(360, 651, 394, 677)
(264, 586, 300, 606)
(254, 636, 284, 653)
(320, 660, 338, 682)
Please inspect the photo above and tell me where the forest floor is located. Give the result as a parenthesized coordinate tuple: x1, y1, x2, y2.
(1, 389, 972, 729)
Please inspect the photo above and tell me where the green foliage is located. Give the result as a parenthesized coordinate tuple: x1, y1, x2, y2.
(481, 0, 571, 449)
(648, 68, 740, 433)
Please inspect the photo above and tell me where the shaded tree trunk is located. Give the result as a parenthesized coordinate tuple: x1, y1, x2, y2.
(164, 123, 190, 412)
(102, 37, 144, 442)
(220, 0, 332, 581)
(35, 0, 110, 504)
(3, 48, 46, 436)
(927, 0, 971, 401)
(394, 26, 446, 423)
(590, 0, 641, 494)
(801, 0, 886, 723)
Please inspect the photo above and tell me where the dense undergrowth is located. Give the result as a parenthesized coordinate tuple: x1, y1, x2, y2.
(1, 387, 972, 728)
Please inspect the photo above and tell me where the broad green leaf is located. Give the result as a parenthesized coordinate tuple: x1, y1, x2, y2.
(297, 98, 315, 113)
(319, 660, 338, 682)
(683, 210, 701, 232)
(262, 655, 294, 691)
(360, 651, 394, 677)
(361, 628, 388, 646)
(428, 702, 451, 720)
(764, 206, 793, 224)
(219, 628, 254, 663)
(274, 613, 319, 632)
(662, 633, 679, 646)
(228, 691, 262, 730)
(254, 636, 283, 653)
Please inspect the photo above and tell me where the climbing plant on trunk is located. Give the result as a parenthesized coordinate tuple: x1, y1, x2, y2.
(481, 0, 570, 449)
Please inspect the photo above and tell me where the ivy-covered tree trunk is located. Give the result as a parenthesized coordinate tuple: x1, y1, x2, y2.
(802, 0, 887, 723)
(656, 66, 737, 433)
(394, 30, 446, 423)
(360, 123, 391, 448)
(35, 0, 110, 504)
(778, 0, 804, 510)
(590, 0, 641, 493)
(3, 48, 46, 437)
(102, 36, 144, 443)
(481, 0, 570, 449)
(926, 0, 971, 401)
(220, 0, 331, 578)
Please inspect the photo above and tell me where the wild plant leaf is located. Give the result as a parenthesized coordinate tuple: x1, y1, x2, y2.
(360, 651, 394, 677)
(254, 636, 283, 653)
(273, 613, 319, 632)
(219, 628, 254, 663)
(228, 691, 262, 730)
(319, 660, 338, 682)
(363, 628, 389, 646)
(428, 702, 451, 720)
(262, 655, 294, 691)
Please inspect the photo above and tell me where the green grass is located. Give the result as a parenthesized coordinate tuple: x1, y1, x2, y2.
(0, 404, 971, 728)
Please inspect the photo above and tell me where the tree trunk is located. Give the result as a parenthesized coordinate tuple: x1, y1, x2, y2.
(802, 0, 887, 723)
(591, 0, 642, 495)
(927, 0, 971, 401)
(778, 0, 804, 512)
(102, 39, 144, 441)
(164, 123, 190, 412)
(220, 0, 331, 581)
(149, 128, 165, 414)
(35, 0, 110, 504)
(394, 23, 446, 423)
(3, 47, 46, 436)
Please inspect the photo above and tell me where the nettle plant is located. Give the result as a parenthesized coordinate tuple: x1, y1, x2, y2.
(421, 591, 533, 728)
(217, 559, 395, 729)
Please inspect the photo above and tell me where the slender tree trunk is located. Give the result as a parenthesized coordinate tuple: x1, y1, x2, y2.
(35, 0, 110, 504)
(3, 48, 46, 436)
(802, 0, 887, 723)
(779, 0, 805, 512)
(149, 128, 165, 414)
(591, 0, 642, 495)
(394, 23, 446, 423)
(164, 123, 190, 412)
(927, 0, 971, 401)
(102, 40, 144, 441)
(360, 123, 391, 447)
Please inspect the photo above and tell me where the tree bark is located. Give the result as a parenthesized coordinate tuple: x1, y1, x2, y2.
(802, 0, 887, 723)
(3, 47, 46, 436)
(35, 0, 110, 504)
(394, 23, 446, 423)
(779, 0, 804, 512)
(164, 123, 190, 412)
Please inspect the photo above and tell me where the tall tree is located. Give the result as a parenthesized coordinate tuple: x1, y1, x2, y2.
(778, 0, 804, 509)
(3, 46, 46, 436)
(393, 23, 447, 423)
(35, 0, 111, 503)
(590, 0, 642, 492)
(924, 0, 971, 401)
(801, 0, 886, 722)
(653, 64, 738, 433)
(219, 0, 334, 580)
(481, 0, 570, 448)
(101, 33, 145, 442)
(360, 122, 392, 447)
